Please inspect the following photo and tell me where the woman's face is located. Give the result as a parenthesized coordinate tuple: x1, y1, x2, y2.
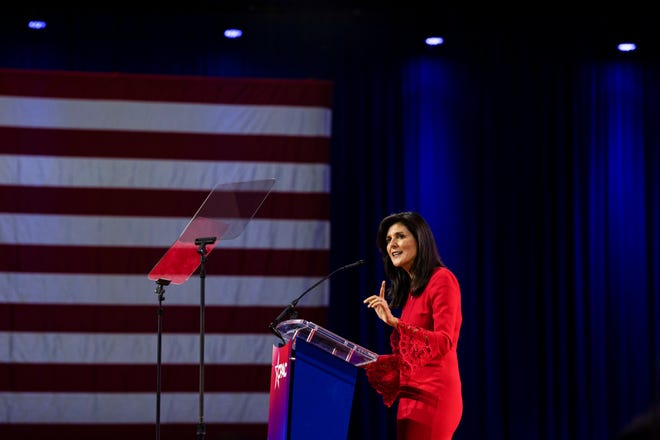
(385, 222, 417, 274)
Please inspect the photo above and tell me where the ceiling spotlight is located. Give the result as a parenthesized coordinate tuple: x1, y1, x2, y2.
(28, 20, 47, 30)
(425, 36, 444, 46)
(224, 28, 243, 39)
(617, 42, 637, 52)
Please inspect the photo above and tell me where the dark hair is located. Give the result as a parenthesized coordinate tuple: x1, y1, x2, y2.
(376, 211, 445, 308)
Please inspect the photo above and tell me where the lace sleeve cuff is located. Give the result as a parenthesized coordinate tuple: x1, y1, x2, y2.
(363, 354, 400, 407)
(391, 321, 435, 374)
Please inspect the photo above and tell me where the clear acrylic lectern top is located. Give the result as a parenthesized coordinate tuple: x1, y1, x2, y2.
(276, 319, 379, 367)
(148, 178, 276, 285)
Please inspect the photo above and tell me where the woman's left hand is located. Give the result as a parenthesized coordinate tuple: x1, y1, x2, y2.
(363, 280, 399, 328)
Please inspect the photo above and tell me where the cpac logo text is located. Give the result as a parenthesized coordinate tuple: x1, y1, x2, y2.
(274, 355, 288, 389)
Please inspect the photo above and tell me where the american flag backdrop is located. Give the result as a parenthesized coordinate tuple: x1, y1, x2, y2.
(0, 68, 333, 439)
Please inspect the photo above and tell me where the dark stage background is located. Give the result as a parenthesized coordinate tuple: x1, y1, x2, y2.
(2, 4, 659, 440)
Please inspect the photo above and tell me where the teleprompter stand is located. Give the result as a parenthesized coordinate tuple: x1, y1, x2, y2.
(147, 179, 276, 440)
(153, 277, 170, 440)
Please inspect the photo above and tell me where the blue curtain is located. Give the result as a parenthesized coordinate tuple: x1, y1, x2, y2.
(331, 49, 660, 439)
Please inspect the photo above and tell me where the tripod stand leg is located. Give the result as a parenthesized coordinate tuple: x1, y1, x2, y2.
(154, 278, 170, 440)
(195, 237, 215, 439)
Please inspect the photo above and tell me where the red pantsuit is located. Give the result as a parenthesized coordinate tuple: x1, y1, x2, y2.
(366, 267, 463, 440)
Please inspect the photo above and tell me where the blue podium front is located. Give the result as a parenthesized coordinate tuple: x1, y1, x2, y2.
(267, 320, 378, 440)
(289, 339, 357, 439)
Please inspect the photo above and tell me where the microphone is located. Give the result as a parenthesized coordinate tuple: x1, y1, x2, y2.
(268, 259, 366, 343)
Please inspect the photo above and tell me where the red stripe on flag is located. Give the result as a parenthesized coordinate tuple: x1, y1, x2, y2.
(0, 304, 328, 333)
(0, 245, 329, 276)
(0, 424, 267, 440)
(0, 363, 271, 392)
(0, 68, 333, 106)
(0, 126, 330, 163)
(0, 185, 329, 219)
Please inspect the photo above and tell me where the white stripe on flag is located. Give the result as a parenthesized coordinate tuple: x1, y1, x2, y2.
(0, 273, 330, 306)
(0, 96, 332, 136)
(0, 391, 270, 423)
(0, 155, 330, 192)
(0, 215, 330, 249)
(0, 332, 276, 364)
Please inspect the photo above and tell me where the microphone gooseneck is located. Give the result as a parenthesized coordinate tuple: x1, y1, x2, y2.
(268, 259, 366, 343)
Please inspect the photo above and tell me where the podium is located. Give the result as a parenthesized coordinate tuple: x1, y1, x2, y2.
(267, 319, 378, 440)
